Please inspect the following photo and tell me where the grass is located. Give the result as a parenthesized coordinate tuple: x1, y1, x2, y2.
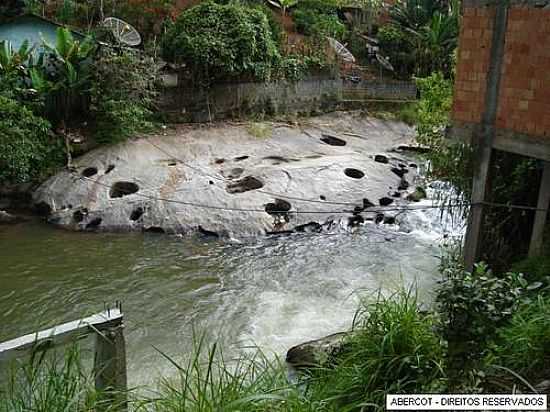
(245, 122, 273, 140)
(486, 295, 550, 379)
(0, 347, 110, 412)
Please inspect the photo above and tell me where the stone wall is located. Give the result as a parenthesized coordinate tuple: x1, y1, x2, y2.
(159, 76, 418, 122)
(160, 77, 343, 122)
(451, 0, 550, 145)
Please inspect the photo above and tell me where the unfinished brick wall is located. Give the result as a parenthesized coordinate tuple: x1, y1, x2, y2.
(452, 4, 495, 125)
(452, 0, 550, 141)
(495, 5, 550, 137)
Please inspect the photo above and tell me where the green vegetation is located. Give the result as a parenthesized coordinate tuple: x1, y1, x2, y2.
(0, 95, 62, 184)
(0, 347, 103, 412)
(306, 291, 446, 410)
(91, 48, 158, 144)
(379, 0, 459, 78)
(487, 296, 550, 379)
(162, 2, 281, 83)
(293, 0, 347, 40)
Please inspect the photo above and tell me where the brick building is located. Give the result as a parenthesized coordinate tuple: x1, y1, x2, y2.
(449, 0, 550, 269)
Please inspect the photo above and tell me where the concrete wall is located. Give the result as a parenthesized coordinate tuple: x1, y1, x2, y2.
(451, 0, 550, 147)
(160, 78, 343, 122)
(342, 79, 417, 100)
(160, 76, 418, 122)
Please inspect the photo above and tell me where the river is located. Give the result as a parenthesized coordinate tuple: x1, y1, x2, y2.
(0, 187, 463, 388)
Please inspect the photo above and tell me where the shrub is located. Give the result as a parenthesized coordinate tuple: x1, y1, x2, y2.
(487, 296, 550, 379)
(91, 48, 158, 144)
(292, 0, 346, 40)
(162, 2, 281, 83)
(377, 24, 415, 78)
(436, 261, 544, 372)
(306, 290, 446, 411)
(415, 72, 453, 147)
(0, 95, 62, 183)
(511, 255, 550, 286)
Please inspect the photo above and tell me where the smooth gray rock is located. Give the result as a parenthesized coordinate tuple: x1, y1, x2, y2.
(286, 332, 349, 368)
(34, 112, 419, 237)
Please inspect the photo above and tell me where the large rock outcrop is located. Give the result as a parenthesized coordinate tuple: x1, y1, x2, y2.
(34, 112, 422, 237)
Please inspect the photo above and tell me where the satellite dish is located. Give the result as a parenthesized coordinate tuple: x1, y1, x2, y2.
(102, 17, 142, 47)
(266, 0, 282, 8)
(327, 37, 355, 63)
(376, 53, 395, 72)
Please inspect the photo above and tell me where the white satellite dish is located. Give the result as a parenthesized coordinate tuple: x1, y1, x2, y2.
(102, 17, 142, 47)
(327, 37, 355, 63)
(376, 53, 395, 72)
(266, 0, 282, 8)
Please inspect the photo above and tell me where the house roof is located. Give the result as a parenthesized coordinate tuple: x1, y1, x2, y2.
(0, 14, 84, 50)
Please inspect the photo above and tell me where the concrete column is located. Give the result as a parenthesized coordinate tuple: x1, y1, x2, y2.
(529, 161, 550, 257)
(463, 1, 509, 271)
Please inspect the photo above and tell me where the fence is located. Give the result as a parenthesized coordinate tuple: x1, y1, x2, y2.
(0, 307, 126, 410)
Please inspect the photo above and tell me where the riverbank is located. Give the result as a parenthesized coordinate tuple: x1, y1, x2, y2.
(32, 111, 426, 237)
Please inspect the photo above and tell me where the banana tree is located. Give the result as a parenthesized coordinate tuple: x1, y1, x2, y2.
(37, 28, 97, 168)
(279, 0, 298, 16)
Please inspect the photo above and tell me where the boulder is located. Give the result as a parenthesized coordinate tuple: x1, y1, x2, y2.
(286, 332, 349, 368)
(33, 113, 418, 237)
(407, 186, 428, 202)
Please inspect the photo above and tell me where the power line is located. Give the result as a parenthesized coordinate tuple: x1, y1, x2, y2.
(76, 172, 469, 214)
(145, 140, 365, 207)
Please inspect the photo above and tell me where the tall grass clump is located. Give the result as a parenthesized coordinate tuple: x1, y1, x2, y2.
(0, 346, 109, 412)
(304, 290, 446, 412)
(486, 296, 550, 380)
(142, 334, 309, 412)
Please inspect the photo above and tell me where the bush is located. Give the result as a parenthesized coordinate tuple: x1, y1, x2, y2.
(415, 72, 453, 147)
(292, 0, 346, 40)
(377, 24, 415, 78)
(436, 262, 544, 371)
(307, 291, 446, 411)
(162, 2, 281, 83)
(0, 95, 62, 183)
(487, 296, 550, 379)
(91, 48, 158, 144)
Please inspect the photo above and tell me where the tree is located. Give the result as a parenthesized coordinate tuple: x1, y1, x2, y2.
(0, 0, 26, 22)
(161, 1, 281, 84)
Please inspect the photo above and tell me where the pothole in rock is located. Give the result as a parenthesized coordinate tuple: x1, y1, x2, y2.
(85, 217, 102, 230)
(144, 226, 165, 234)
(215, 158, 225, 164)
(379, 197, 394, 206)
(130, 207, 144, 221)
(320, 135, 346, 146)
(73, 208, 88, 223)
(105, 165, 115, 174)
(82, 167, 98, 178)
(110, 182, 139, 198)
(226, 176, 264, 194)
(374, 154, 389, 164)
(344, 168, 365, 179)
(234, 155, 250, 162)
(222, 168, 244, 180)
(265, 199, 291, 216)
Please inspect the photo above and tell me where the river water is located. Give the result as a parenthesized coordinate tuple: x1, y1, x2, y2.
(0, 190, 463, 388)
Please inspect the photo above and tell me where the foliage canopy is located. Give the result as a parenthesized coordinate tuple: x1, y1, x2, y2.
(162, 2, 281, 83)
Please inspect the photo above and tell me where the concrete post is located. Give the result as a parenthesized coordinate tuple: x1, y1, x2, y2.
(529, 161, 550, 257)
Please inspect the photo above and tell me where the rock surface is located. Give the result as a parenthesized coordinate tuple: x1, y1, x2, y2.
(34, 112, 422, 237)
(286, 332, 349, 368)
(0, 210, 25, 224)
